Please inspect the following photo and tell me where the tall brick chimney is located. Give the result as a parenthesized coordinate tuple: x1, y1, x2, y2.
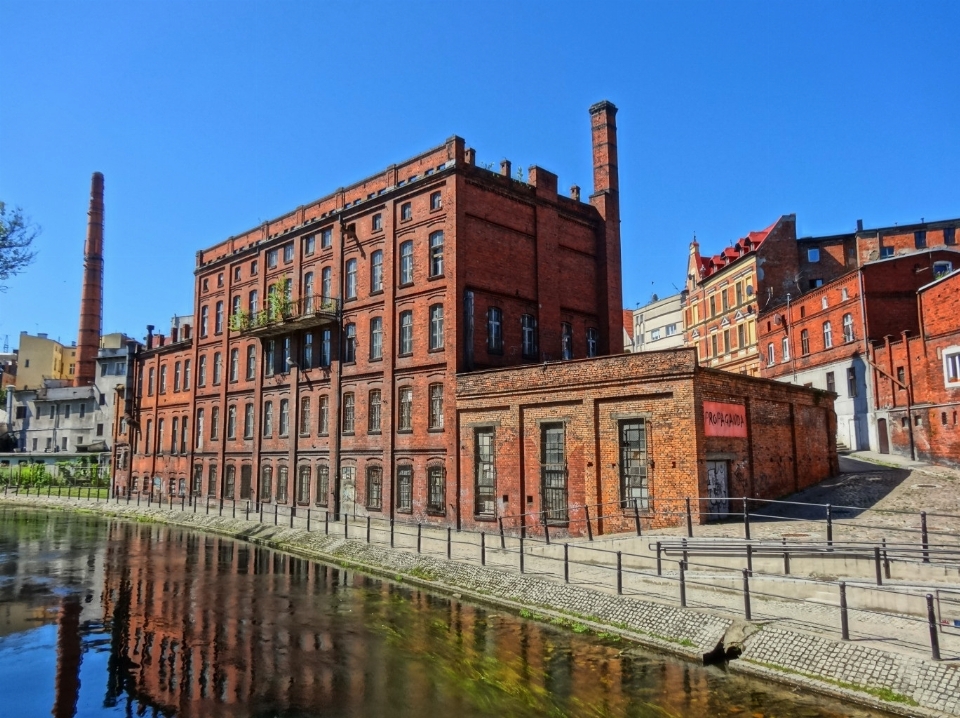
(588, 101, 623, 354)
(74, 172, 104, 387)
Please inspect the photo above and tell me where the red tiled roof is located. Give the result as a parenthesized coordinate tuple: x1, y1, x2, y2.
(623, 309, 634, 340)
(700, 219, 779, 279)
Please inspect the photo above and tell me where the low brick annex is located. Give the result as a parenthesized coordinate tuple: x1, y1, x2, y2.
(456, 349, 838, 537)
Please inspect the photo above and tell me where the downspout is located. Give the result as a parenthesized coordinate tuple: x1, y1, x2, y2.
(857, 270, 871, 448)
(331, 212, 348, 520)
(787, 292, 797, 383)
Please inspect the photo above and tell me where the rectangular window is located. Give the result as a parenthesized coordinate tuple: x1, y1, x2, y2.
(360, 466, 382, 510)
(713, 334, 720, 358)
(321, 267, 332, 298)
(200, 305, 209, 337)
(215, 301, 224, 334)
(210, 407, 219, 441)
(263, 401, 274, 437)
(344, 323, 356, 363)
(297, 466, 311, 505)
(521, 314, 537, 359)
(619, 420, 648, 510)
(823, 322, 833, 348)
(781, 337, 790, 362)
(396, 465, 413, 512)
(159, 365, 167, 393)
(264, 341, 276, 377)
(320, 329, 332, 366)
(315, 465, 329, 506)
(709, 295, 716, 317)
(345, 259, 357, 299)
(213, 352, 223, 384)
(303, 234, 315, 256)
(429, 231, 444, 276)
(279, 399, 289, 437)
(427, 466, 444, 514)
(487, 307, 503, 353)
(430, 191, 442, 210)
(735, 283, 743, 305)
(429, 304, 444, 351)
(207, 465, 217, 497)
(277, 466, 288, 503)
(400, 202, 412, 221)
(475, 428, 496, 517)
(945, 227, 956, 246)
(541, 423, 568, 524)
(399, 241, 413, 284)
(224, 466, 236, 499)
(398, 387, 413, 431)
(230, 348, 239, 382)
(807, 248, 820, 263)
(399, 311, 413, 355)
(299, 397, 311, 436)
(370, 317, 383, 360)
(800, 329, 810, 355)
(738, 323, 746, 349)
(319, 395, 329, 434)
(302, 333, 313, 369)
(724, 329, 731, 354)
(227, 406, 237, 439)
(342, 393, 355, 434)
(192, 465, 202, 496)
(283, 243, 294, 263)
(261, 466, 273, 503)
(914, 230, 927, 249)
(944, 351, 960, 385)
(372, 213, 382, 231)
(320, 227, 332, 249)
(826, 371, 836, 394)
(368, 390, 381, 433)
(267, 249, 278, 268)
(371, 250, 383, 293)
(428, 383, 444, 430)
(561, 323, 573, 360)
(847, 367, 858, 397)
(196, 409, 204, 450)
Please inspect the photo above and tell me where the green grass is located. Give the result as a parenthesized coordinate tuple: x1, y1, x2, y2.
(743, 659, 919, 706)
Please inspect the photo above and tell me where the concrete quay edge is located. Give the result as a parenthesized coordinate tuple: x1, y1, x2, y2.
(3, 495, 957, 717)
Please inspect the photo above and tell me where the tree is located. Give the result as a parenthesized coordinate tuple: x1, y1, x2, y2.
(0, 201, 40, 290)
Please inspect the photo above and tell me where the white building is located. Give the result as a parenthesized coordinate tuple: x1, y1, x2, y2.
(624, 293, 686, 353)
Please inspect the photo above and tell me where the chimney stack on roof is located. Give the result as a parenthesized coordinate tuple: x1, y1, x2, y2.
(74, 172, 104, 387)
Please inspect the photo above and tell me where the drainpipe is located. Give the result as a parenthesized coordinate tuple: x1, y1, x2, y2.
(331, 211, 350, 520)
(787, 292, 797, 383)
(857, 270, 870, 448)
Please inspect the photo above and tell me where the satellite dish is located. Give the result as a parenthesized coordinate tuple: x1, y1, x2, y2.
(774, 314, 783, 326)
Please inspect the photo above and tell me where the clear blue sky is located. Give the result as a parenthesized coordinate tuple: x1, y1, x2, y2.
(2, 1, 958, 349)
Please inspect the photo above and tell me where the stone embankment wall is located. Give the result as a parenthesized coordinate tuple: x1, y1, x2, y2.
(4, 496, 957, 718)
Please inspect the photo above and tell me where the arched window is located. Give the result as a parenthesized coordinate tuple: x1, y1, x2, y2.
(345, 259, 358, 299)
(299, 397, 311, 436)
(263, 401, 273, 437)
(823, 321, 833, 349)
(366, 466, 382, 510)
(315, 465, 329, 507)
(427, 465, 445, 514)
(260, 465, 273, 502)
(429, 231, 444, 277)
(243, 403, 254, 439)
(767, 343, 775, 366)
(297, 465, 311, 505)
(277, 466, 289, 503)
(842, 313, 854, 343)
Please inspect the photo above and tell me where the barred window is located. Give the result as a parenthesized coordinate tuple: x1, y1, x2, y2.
(396, 465, 413, 512)
(366, 466, 383, 510)
(368, 389, 382, 433)
(428, 383, 444, 430)
(261, 466, 273, 502)
(315, 465, 329, 507)
(297, 465, 311, 504)
(342, 393, 355, 434)
(427, 466, 445, 514)
(207, 465, 217, 497)
(398, 387, 413, 431)
(192, 464, 203, 496)
(277, 466, 289, 503)
(224, 465, 236, 499)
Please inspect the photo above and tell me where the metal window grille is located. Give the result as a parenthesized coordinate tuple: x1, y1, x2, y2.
(619, 420, 649, 510)
(368, 390, 381, 432)
(207, 466, 217, 497)
(540, 423, 568, 524)
(398, 388, 413, 431)
(225, 466, 236, 499)
(297, 466, 311, 504)
(474, 428, 496, 516)
(315, 465, 329, 506)
(342, 393, 355, 433)
(429, 384, 444, 429)
(366, 467, 383, 510)
(427, 466, 444, 513)
(396, 466, 413, 511)
(277, 467, 288, 503)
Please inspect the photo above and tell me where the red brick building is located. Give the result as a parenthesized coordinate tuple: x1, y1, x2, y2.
(113, 101, 624, 522)
(758, 249, 960, 451)
(871, 268, 960, 466)
(456, 350, 837, 536)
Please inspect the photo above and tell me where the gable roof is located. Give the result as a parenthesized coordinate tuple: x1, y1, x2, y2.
(698, 219, 779, 281)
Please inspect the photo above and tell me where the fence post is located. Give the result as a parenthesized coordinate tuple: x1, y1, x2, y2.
(542, 513, 550, 545)
(181, 494, 185, 511)
(681, 537, 688, 566)
(616, 551, 623, 595)
(481, 532, 486, 566)
(325, 510, 329, 535)
(564, 543, 569, 583)
(686, 497, 693, 538)
(783, 538, 790, 575)
(746, 543, 753, 576)
(882, 538, 891, 578)
(584, 505, 593, 541)
(498, 517, 505, 549)
(920, 512, 930, 563)
(634, 499, 641, 536)
(840, 582, 849, 640)
(417, 523, 422, 554)
(656, 541, 662, 576)
(219, 498, 223, 517)
(289, 506, 294, 529)
(743, 497, 751, 540)
(874, 546, 883, 586)
(447, 527, 452, 560)
(742, 568, 752, 620)
(306, 508, 310, 532)
(679, 560, 687, 608)
(390, 518, 394, 547)
(274, 504, 277, 525)
(927, 594, 941, 660)
(826, 504, 833, 547)
(344, 514, 348, 538)
(519, 536, 525, 573)
(147, 491, 151, 507)
(232, 500, 236, 520)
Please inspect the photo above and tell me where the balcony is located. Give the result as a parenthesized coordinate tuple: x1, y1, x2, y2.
(232, 295, 340, 339)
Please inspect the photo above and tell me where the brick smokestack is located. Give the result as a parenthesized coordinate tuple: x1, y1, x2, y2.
(74, 172, 104, 387)
(588, 101, 623, 354)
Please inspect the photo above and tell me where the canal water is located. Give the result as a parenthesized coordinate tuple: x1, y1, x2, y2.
(0, 509, 889, 718)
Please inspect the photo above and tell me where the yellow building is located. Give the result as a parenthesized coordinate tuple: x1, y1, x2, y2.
(14, 333, 76, 390)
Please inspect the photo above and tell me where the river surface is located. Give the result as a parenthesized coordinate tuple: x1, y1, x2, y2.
(0, 508, 891, 718)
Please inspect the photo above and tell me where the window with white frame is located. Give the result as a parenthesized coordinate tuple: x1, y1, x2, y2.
(767, 343, 775, 366)
(370, 317, 383, 360)
(399, 311, 413, 355)
(428, 383, 444, 430)
(487, 307, 503, 353)
(823, 321, 833, 348)
(399, 241, 414, 284)
(842, 313, 855, 343)
(781, 337, 790, 362)
(521, 314, 537, 359)
(429, 304, 444, 350)
(586, 328, 599, 358)
(345, 259, 357, 299)
(561, 322, 573, 360)
(429, 231, 444, 277)
(944, 347, 960, 387)
(371, 250, 383, 292)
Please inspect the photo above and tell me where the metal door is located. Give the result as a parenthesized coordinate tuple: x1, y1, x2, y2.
(705, 460, 729, 520)
(541, 423, 568, 524)
(878, 418, 889, 454)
